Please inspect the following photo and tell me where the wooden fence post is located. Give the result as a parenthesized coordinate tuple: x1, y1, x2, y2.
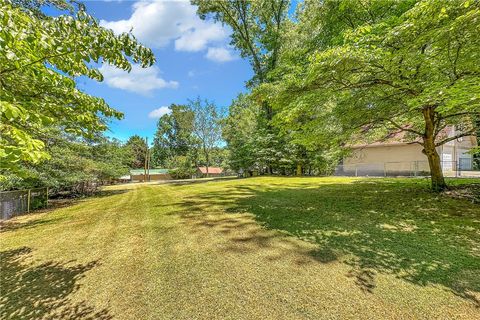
(27, 189, 31, 213)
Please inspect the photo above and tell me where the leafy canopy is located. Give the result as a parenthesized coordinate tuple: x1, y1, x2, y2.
(125, 135, 148, 169)
(0, 0, 155, 170)
(259, 0, 480, 188)
(152, 104, 196, 168)
(0, 131, 132, 191)
(193, 0, 290, 86)
(187, 97, 224, 172)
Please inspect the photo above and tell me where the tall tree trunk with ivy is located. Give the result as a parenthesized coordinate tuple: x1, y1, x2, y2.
(422, 107, 447, 191)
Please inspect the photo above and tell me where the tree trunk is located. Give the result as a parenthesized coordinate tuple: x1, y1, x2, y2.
(202, 143, 209, 178)
(205, 152, 209, 178)
(422, 107, 447, 191)
(296, 164, 302, 176)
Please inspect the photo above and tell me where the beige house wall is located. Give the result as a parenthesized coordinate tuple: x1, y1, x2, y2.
(341, 130, 476, 176)
(342, 135, 476, 175)
(344, 144, 427, 165)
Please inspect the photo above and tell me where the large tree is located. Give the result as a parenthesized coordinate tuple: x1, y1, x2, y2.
(152, 105, 196, 168)
(193, 0, 290, 88)
(266, 0, 480, 190)
(125, 135, 147, 169)
(194, 0, 300, 175)
(188, 97, 224, 176)
(0, 0, 155, 171)
(192, 0, 310, 173)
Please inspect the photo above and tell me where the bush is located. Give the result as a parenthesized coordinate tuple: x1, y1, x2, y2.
(168, 156, 196, 179)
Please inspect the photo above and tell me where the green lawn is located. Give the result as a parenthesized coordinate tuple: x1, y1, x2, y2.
(1, 177, 479, 319)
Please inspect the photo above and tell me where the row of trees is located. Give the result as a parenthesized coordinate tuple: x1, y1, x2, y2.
(0, 131, 135, 192)
(195, 0, 480, 190)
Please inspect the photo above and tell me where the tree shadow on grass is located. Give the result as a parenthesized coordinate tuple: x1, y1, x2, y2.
(158, 177, 239, 187)
(1, 189, 130, 234)
(49, 188, 130, 201)
(0, 247, 111, 319)
(0, 217, 66, 234)
(91, 189, 130, 198)
(171, 179, 480, 306)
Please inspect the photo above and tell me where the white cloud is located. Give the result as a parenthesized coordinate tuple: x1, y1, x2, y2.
(175, 23, 226, 52)
(205, 47, 236, 62)
(99, 64, 178, 95)
(100, 1, 228, 52)
(148, 106, 171, 119)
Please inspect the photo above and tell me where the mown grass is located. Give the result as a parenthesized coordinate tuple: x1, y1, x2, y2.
(1, 177, 479, 319)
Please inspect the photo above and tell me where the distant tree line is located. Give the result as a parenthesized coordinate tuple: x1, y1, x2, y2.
(1, 130, 135, 192)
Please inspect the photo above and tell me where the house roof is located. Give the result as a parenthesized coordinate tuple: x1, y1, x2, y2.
(130, 169, 169, 175)
(197, 167, 223, 174)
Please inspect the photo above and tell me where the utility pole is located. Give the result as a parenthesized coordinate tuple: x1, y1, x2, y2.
(147, 137, 150, 181)
(144, 137, 148, 182)
(145, 138, 150, 181)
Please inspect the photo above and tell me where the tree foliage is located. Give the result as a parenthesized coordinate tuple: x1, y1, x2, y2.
(193, 0, 290, 86)
(152, 105, 196, 168)
(194, 0, 317, 175)
(0, 0, 155, 171)
(151, 101, 229, 175)
(0, 131, 132, 192)
(222, 94, 259, 172)
(259, 0, 480, 190)
(125, 135, 147, 169)
(188, 97, 224, 175)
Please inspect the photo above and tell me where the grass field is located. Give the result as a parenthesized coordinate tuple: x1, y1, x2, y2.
(1, 177, 479, 319)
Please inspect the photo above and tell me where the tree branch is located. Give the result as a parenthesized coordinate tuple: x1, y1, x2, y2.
(435, 130, 476, 147)
(235, 1, 264, 81)
(407, 140, 424, 146)
(441, 111, 480, 120)
(382, 118, 423, 136)
(0, 51, 72, 75)
(216, 1, 263, 80)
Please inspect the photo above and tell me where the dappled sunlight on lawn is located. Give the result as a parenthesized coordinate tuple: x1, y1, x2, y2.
(170, 177, 480, 307)
(0, 247, 110, 319)
(1, 177, 479, 319)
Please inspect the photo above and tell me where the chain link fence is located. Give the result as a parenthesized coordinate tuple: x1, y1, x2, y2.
(459, 157, 480, 171)
(333, 160, 479, 177)
(0, 187, 48, 220)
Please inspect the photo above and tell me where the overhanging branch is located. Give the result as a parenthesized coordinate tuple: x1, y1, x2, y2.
(407, 140, 424, 146)
(441, 111, 480, 120)
(382, 118, 423, 136)
(435, 130, 476, 147)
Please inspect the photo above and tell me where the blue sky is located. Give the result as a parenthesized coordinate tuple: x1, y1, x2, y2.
(74, 1, 253, 143)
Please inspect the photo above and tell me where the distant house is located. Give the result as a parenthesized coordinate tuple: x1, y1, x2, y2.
(129, 169, 172, 182)
(342, 126, 477, 176)
(196, 167, 223, 178)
